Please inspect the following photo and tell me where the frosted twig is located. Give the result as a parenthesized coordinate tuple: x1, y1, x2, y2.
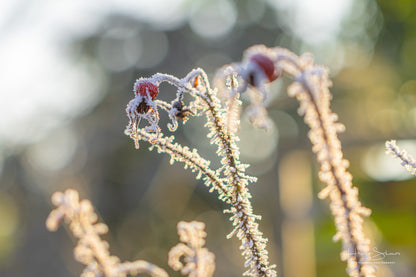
(132, 129, 231, 201)
(274, 46, 374, 277)
(199, 73, 275, 277)
(385, 140, 416, 175)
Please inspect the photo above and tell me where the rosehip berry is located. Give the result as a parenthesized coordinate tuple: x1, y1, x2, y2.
(134, 80, 159, 100)
(249, 53, 280, 82)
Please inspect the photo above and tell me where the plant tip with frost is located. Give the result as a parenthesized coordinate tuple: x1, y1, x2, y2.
(125, 78, 162, 148)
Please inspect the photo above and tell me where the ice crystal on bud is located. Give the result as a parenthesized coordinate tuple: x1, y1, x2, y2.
(125, 95, 161, 148)
(168, 100, 193, 131)
(168, 221, 215, 277)
(46, 189, 168, 277)
(125, 79, 162, 148)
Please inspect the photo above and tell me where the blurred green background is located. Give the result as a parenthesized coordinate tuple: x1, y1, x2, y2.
(0, 0, 415, 276)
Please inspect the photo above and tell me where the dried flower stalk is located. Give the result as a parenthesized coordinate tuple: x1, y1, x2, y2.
(46, 189, 168, 277)
(168, 221, 215, 277)
(385, 140, 416, 175)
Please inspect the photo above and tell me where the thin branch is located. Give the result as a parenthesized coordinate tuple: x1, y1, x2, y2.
(132, 129, 231, 201)
(385, 140, 416, 175)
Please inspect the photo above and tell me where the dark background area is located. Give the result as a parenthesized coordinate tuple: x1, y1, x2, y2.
(0, 0, 415, 276)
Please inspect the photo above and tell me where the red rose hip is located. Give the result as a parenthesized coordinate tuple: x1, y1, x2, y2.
(249, 53, 280, 82)
(134, 80, 159, 100)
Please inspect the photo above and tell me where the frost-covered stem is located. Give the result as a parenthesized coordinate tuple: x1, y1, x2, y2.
(385, 140, 416, 175)
(134, 129, 231, 201)
(200, 74, 275, 277)
(272, 47, 374, 276)
(79, 218, 115, 276)
(116, 261, 169, 277)
(46, 190, 118, 276)
(300, 81, 369, 276)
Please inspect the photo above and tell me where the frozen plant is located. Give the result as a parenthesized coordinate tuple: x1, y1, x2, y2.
(46, 189, 216, 277)
(125, 45, 376, 277)
(46, 189, 169, 277)
(125, 67, 275, 277)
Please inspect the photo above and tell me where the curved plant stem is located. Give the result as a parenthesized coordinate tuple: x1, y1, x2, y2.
(271, 47, 375, 277)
